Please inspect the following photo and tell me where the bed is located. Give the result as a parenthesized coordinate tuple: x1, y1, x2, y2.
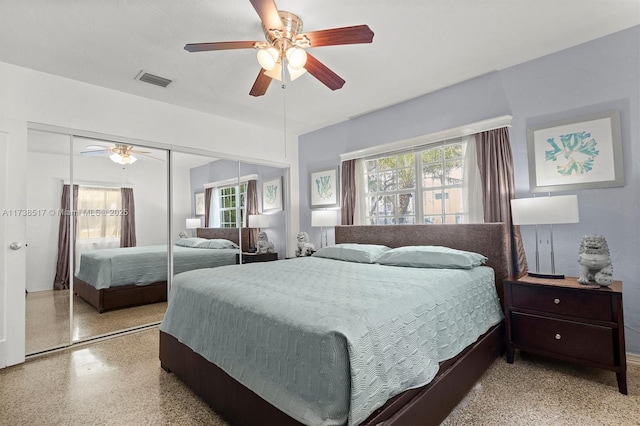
(159, 223, 509, 425)
(73, 227, 249, 313)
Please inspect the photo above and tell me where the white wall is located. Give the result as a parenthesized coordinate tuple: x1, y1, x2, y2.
(172, 163, 195, 243)
(25, 150, 186, 292)
(0, 60, 300, 254)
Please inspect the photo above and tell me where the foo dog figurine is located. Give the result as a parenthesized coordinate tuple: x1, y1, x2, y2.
(295, 232, 316, 257)
(256, 231, 275, 254)
(577, 234, 613, 286)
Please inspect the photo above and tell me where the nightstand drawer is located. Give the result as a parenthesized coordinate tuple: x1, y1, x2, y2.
(511, 312, 614, 365)
(511, 283, 612, 321)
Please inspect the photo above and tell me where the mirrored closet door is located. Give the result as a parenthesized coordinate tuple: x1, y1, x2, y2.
(24, 128, 171, 355)
(71, 136, 169, 343)
(25, 129, 72, 355)
(171, 153, 240, 285)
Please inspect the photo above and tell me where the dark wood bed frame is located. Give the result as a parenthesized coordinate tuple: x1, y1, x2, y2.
(159, 223, 509, 425)
(73, 227, 249, 313)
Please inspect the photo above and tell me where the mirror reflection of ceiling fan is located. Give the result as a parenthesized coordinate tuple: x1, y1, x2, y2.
(184, 0, 374, 96)
(80, 144, 162, 165)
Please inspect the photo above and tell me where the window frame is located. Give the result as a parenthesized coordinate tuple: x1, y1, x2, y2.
(75, 185, 122, 241)
(217, 182, 247, 228)
(362, 138, 467, 225)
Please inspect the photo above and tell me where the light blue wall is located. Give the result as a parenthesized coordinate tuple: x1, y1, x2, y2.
(190, 159, 288, 258)
(298, 26, 640, 354)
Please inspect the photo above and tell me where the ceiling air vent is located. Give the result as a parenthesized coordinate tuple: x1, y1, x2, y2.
(135, 70, 172, 88)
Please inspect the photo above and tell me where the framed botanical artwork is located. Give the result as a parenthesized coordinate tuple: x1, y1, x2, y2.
(527, 110, 624, 192)
(262, 176, 283, 212)
(194, 191, 205, 216)
(310, 167, 340, 208)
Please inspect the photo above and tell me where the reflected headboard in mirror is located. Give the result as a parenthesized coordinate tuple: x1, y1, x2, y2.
(196, 227, 250, 252)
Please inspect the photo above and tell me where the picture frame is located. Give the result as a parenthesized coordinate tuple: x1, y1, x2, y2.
(310, 167, 340, 208)
(527, 110, 624, 192)
(194, 191, 205, 216)
(262, 176, 283, 212)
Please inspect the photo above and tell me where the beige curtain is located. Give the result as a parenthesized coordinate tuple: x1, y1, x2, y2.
(475, 128, 527, 275)
(53, 184, 78, 290)
(341, 160, 356, 225)
(246, 180, 259, 247)
(204, 187, 213, 227)
(120, 188, 136, 248)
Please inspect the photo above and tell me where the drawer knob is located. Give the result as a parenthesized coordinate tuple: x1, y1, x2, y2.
(554, 298, 560, 305)
(555, 333, 562, 340)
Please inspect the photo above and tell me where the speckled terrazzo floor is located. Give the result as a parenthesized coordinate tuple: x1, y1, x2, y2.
(2, 328, 639, 425)
(26, 289, 166, 354)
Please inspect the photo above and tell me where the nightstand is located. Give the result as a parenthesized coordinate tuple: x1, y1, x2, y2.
(504, 273, 627, 394)
(236, 252, 278, 264)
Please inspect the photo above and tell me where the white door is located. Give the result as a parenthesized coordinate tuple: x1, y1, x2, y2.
(0, 118, 27, 368)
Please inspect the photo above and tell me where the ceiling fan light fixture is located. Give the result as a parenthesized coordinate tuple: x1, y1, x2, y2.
(287, 64, 307, 81)
(110, 153, 137, 165)
(285, 46, 307, 69)
(256, 47, 280, 71)
(264, 61, 283, 81)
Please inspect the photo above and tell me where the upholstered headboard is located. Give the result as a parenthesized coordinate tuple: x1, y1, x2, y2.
(335, 223, 509, 306)
(196, 227, 250, 252)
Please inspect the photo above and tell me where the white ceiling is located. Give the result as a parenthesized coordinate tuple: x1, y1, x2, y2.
(1, 1, 638, 136)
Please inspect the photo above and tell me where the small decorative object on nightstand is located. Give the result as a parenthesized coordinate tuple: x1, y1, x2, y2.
(577, 234, 613, 286)
(256, 231, 275, 253)
(295, 232, 315, 257)
(504, 273, 627, 394)
(236, 251, 278, 264)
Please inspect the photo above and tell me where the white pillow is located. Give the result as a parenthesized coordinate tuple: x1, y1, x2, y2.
(312, 243, 390, 263)
(376, 245, 487, 269)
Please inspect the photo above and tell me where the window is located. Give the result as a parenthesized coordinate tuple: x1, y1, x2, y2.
(218, 182, 247, 228)
(363, 138, 466, 225)
(76, 186, 121, 240)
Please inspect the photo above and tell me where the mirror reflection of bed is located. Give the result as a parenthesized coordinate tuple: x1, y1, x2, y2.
(24, 129, 172, 353)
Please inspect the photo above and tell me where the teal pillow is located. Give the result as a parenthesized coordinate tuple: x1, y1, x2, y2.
(196, 239, 239, 249)
(175, 237, 209, 248)
(376, 245, 487, 269)
(312, 243, 390, 264)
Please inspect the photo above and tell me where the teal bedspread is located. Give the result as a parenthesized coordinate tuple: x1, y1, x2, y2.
(76, 245, 238, 289)
(160, 257, 503, 425)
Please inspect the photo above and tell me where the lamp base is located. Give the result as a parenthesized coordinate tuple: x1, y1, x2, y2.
(527, 271, 565, 280)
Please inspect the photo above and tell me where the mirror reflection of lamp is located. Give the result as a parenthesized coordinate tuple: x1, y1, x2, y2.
(185, 218, 201, 237)
(248, 214, 270, 252)
(311, 210, 339, 248)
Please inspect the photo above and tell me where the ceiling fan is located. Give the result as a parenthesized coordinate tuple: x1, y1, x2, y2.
(184, 0, 374, 96)
(80, 144, 161, 165)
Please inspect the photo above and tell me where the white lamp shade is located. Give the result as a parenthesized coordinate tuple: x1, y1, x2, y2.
(248, 214, 270, 228)
(311, 210, 339, 227)
(285, 47, 307, 69)
(185, 218, 201, 229)
(264, 61, 282, 81)
(256, 47, 279, 71)
(287, 64, 307, 81)
(110, 153, 137, 165)
(511, 195, 579, 225)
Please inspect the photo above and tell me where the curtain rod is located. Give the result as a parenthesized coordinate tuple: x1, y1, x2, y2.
(62, 179, 133, 189)
(204, 174, 259, 189)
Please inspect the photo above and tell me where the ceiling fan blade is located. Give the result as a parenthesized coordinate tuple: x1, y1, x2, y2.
(300, 25, 374, 47)
(135, 152, 165, 161)
(304, 54, 345, 91)
(249, 0, 284, 31)
(249, 69, 273, 97)
(184, 41, 259, 52)
(80, 150, 111, 157)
